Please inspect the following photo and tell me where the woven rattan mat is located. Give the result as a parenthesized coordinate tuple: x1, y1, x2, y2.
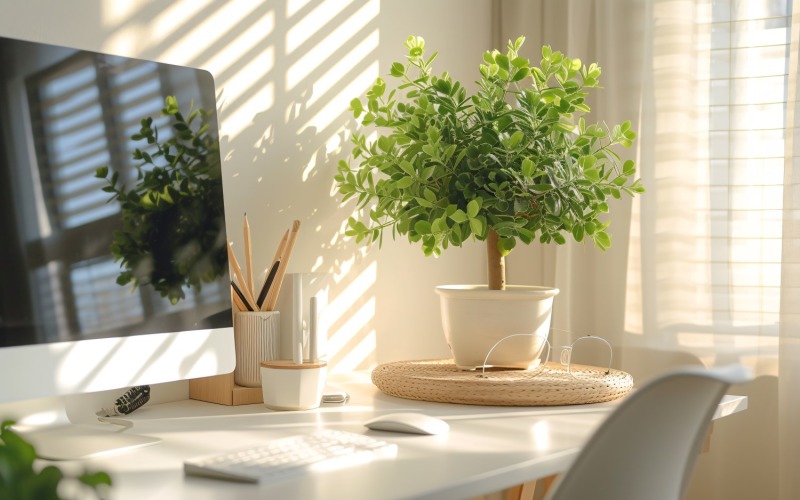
(371, 359, 634, 406)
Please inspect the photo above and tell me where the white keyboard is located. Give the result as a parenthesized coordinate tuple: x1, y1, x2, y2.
(183, 429, 397, 483)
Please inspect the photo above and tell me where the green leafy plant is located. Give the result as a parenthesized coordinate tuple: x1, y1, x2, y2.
(0, 420, 111, 499)
(335, 36, 645, 289)
(96, 96, 227, 304)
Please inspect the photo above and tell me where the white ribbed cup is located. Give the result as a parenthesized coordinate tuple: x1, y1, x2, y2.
(233, 311, 281, 387)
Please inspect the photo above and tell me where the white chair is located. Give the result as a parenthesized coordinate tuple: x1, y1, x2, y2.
(544, 364, 752, 500)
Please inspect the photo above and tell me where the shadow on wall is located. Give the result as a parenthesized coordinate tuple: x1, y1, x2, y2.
(97, 0, 383, 372)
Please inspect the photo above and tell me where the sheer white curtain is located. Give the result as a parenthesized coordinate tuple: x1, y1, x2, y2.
(781, 4, 800, 496)
(498, 0, 796, 498)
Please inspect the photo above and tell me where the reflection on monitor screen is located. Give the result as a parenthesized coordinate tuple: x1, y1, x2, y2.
(0, 35, 235, 415)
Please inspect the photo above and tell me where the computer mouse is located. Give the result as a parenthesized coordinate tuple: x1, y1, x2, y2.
(364, 412, 450, 435)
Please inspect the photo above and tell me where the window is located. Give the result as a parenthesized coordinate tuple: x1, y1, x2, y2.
(708, 0, 790, 340)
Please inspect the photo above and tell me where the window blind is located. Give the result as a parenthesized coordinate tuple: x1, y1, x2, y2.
(708, 0, 790, 339)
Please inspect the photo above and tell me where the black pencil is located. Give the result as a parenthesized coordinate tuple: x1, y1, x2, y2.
(231, 281, 254, 311)
(257, 259, 281, 309)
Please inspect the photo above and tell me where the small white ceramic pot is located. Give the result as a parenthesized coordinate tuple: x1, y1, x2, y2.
(259, 360, 327, 410)
(435, 285, 559, 371)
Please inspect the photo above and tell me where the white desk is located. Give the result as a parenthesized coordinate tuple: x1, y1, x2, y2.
(95, 372, 748, 500)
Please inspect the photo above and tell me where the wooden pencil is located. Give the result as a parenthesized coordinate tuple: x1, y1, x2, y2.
(230, 286, 248, 312)
(263, 220, 301, 311)
(243, 213, 253, 296)
(226, 242, 257, 310)
(256, 229, 289, 310)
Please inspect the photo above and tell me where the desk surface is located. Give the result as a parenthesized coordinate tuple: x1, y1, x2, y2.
(96, 371, 748, 500)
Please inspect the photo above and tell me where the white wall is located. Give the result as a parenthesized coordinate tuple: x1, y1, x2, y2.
(0, 0, 494, 372)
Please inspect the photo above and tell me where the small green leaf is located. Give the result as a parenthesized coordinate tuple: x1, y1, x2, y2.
(521, 158, 535, 178)
(495, 54, 510, 71)
(498, 237, 516, 256)
(584, 168, 600, 182)
(612, 175, 628, 186)
(511, 68, 529, 81)
(415, 197, 434, 208)
(469, 217, 484, 237)
(378, 136, 394, 153)
(399, 160, 415, 176)
(450, 224, 463, 245)
(414, 220, 432, 235)
(573, 224, 585, 242)
(517, 227, 535, 242)
(80, 471, 113, 488)
(623, 159, 636, 175)
(390, 62, 405, 77)
(508, 130, 525, 148)
(467, 199, 481, 218)
(350, 98, 363, 115)
(422, 144, 437, 157)
(579, 155, 597, 169)
(449, 209, 468, 223)
(423, 188, 437, 203)
(594, 231, 611, 250)
(511, 56, 529, 68)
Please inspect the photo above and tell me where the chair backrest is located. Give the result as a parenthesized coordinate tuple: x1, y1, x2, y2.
(544, 364, 752, 500)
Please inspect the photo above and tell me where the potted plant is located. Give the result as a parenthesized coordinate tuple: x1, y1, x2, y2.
(335, 36, 644, 369)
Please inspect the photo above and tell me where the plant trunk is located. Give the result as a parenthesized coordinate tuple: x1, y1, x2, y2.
(487, 229, 506, 291)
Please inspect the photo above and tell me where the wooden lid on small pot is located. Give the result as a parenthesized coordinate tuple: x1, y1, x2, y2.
(260, 360, 327, 370)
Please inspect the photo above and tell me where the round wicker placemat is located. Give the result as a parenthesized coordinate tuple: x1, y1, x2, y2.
(371, 359, 634, 406)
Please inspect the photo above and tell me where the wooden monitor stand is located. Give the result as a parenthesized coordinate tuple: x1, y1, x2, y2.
(189, 372, 263, 405)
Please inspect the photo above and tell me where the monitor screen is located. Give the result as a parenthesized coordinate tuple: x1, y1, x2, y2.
(0, 35, 235, 403)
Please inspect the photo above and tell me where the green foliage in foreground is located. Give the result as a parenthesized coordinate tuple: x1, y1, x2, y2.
(0, 420, 112, 499)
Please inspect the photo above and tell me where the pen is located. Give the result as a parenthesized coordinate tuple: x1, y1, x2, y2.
(292, 273, 303, 364)
(309, 296, 318, 363)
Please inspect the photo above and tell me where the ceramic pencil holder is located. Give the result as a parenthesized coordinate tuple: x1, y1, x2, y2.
(233, 311, 281, 387)
(259, 360, 327, 410)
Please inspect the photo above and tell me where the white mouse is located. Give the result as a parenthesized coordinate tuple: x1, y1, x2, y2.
(364, 412, 449, 435)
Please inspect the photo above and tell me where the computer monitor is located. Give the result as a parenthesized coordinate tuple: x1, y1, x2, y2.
(0, 35, 236, 458)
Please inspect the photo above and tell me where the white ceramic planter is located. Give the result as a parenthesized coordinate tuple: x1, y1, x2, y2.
(260, 360, 327, 411)
(435, 285, 559, 370)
